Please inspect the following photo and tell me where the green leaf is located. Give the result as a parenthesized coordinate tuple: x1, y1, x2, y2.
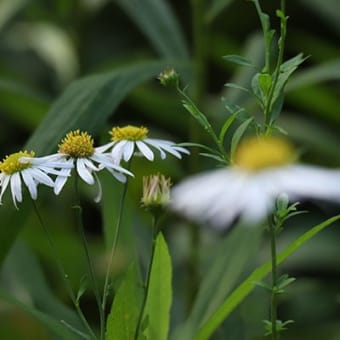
(206, 0, 234, 23)
(0, 240, 86, 337)
(26, 60, 175, 154)
(106, 263, 142, 340)
(142, 233, 172, 340)
(287, 60, 340, 91)
(218, 111, 241, 145)
(115, 0, 189, 59)
(171, 225, 262, 340)
(271, 53, 306, 106)
(195, 214, 340, 340)
(0, 78, 49, 129)
(0, 288, 87, 339)
(224, 83, 250, 93)
(230, 117, 254, 161)
(223, 55, 256, 68)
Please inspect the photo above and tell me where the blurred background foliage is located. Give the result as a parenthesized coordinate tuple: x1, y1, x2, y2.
(0, 0, 340, 339)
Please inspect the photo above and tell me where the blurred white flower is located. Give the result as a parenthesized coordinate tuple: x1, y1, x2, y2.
(43, 130, 133, 201)
(0, 150, 69, 208)
(103, 125, 189, 162)
(170, 136, 340, 229)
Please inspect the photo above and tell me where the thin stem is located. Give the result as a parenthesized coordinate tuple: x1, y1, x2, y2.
(31, 199, 97, 340)
(134, 216, 159, 340)
(101, 164, 131, 317)
(269, 218, 278, 340)
(73, 174, 104, 340)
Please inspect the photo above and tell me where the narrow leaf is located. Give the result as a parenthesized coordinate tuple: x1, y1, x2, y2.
(206, 0, 234, 23)
(195, 215, 340, 340)
(223, 55, 256, 68)
(115, 0, 189, 59)
(171, 225, 262, 340)
(106, 263, 142, 340)
(230, 118, 254, 161)
(142, 233, 172, 340)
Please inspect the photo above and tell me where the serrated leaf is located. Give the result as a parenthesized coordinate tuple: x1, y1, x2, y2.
(195, 215, 340, 340)
(230, 118, 254, 161)
(141, 233, 172, 340)
(223, 55, 256, 68)
(106, 263, 142, 340)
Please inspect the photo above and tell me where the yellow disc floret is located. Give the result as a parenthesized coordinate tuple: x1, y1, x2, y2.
(235, 136, 295, 171)
(110, 125, 148, 141)
(58, 130, 94, 158)
(0, 150, 35, 174)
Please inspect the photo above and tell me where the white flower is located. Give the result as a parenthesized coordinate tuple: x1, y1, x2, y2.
(45, 130, 133, 201)
(0, 150, 69, 208)
(104, 125, 189, 162)
(170, 136, 340, 229)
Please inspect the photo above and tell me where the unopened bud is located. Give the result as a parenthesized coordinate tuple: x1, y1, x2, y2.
(158, 68, 179, 88)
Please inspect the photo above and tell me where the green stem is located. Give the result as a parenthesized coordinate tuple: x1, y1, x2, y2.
(269, 219, 278, 340)
(134, 216, 159, 340)
(31, 199, 97, 340)
(73, 174, 104, 340)
(101, 165, 131, 318)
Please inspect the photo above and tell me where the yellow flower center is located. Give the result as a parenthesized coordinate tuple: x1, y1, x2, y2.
(58, 130, 94, 158)
(0, 150, 35, 174)
(234, 136, 295, 171)
(110, 125, 148, 141)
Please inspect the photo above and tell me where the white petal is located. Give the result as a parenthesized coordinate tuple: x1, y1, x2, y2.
(77, 158, 95, 185)
(54, 174, 69, 195)
(111, 140, 128, 161)
(136, 141, 154, 161)
(29, 168, 54, 187)
(95, 142, 114, 154)
(171, 169, 249, 229)
(267, 165, 340, 202)
(106, 168, 127, 183)
(22, 170, 38, 200)
(93, 172, 102, 203)
(0, 175, 10, 204)
(123, 141, 135, 162)
(10, 173, 22, 207)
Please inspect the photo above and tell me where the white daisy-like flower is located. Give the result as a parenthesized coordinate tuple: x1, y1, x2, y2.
(42, 130, 133, 201)
(103, 125, 189, 162)
(170, 136, 340, 229)
(0, 150, 71, 208)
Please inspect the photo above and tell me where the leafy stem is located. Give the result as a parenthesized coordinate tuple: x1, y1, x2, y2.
(264, 0, 287, 132)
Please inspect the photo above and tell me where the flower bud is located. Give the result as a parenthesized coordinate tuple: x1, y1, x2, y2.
(158, 68, 179, 88)
(141, 173, 171, 211)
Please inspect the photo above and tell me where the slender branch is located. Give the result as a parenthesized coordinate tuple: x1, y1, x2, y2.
(31, 198, 97, 340)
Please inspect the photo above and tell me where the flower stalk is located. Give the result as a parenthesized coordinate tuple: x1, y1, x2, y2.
(73, 173, 105, 340)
